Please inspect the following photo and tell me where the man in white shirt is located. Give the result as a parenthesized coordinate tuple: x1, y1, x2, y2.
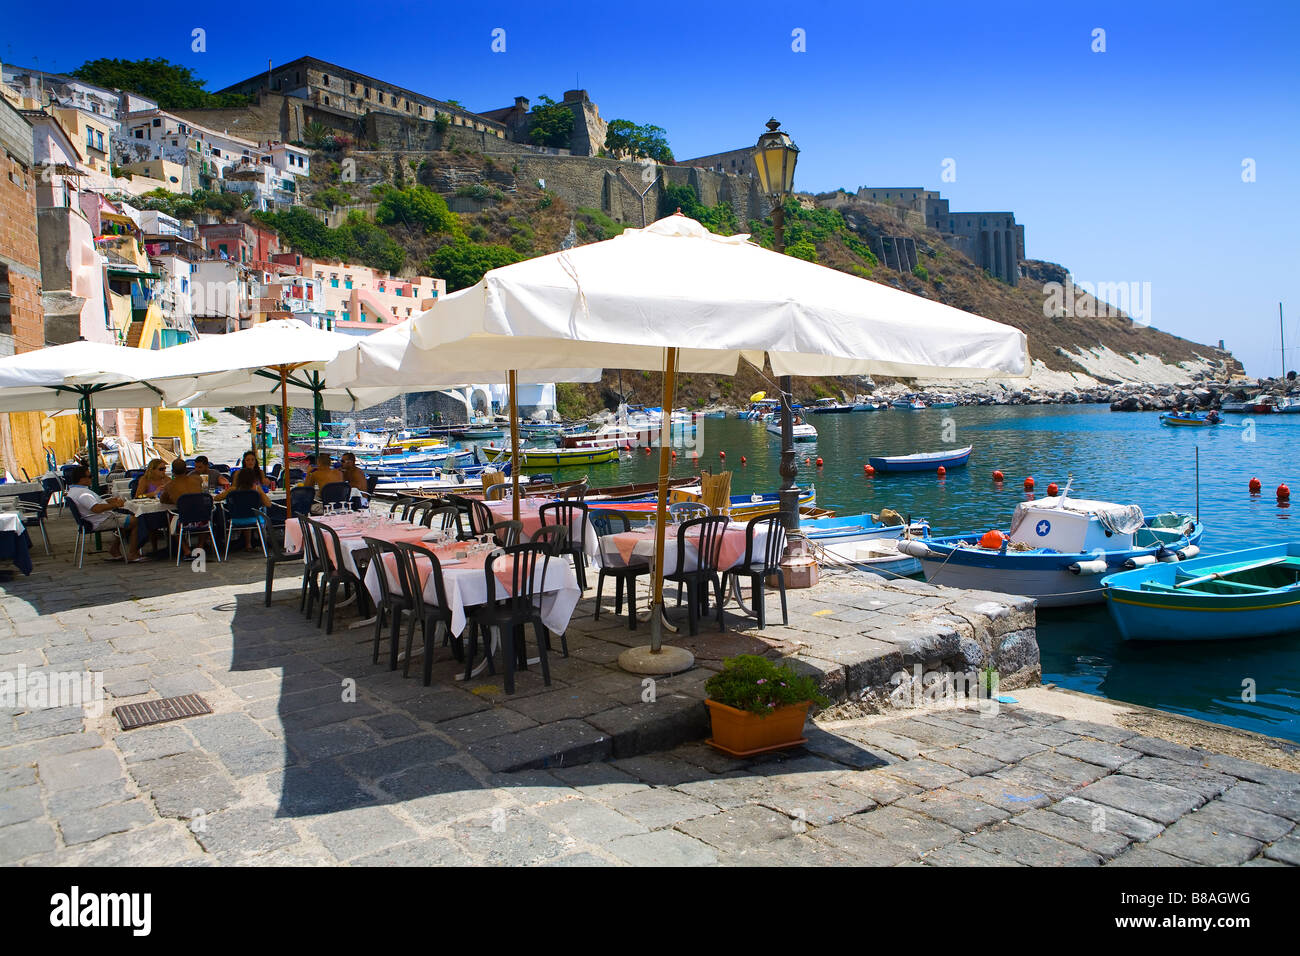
(65, 465, 142, 561)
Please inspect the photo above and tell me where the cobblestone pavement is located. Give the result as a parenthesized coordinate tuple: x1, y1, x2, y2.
(2, 515, 1297, 866)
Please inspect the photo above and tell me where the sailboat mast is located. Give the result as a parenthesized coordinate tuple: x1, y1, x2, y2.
(1281, 302, 1287, 378)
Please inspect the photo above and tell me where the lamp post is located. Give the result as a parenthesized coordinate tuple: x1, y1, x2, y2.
(752, 119, 808, 572)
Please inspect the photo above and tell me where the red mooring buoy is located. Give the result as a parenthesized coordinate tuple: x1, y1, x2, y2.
(993, 470, 1005, 481)
(1279, 484, 1292, 502)
(1023, 476, 1035, 491)
(1249, 477, 1262, 494)
(937, 466, 946, 477)
(1047, 482, 1059, 496)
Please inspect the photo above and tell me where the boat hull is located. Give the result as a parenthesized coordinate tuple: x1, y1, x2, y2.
(1159, 414, 1217, 427)
(869, 446, 973, 472)
(1102, 543, 1300, 640)
(901, 519, 1205, 607)
(519, 446, 620, 467)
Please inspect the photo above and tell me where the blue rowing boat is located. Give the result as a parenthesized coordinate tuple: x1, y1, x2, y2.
(1102, 542, 1300, 640)
(868, 445, 972, 472)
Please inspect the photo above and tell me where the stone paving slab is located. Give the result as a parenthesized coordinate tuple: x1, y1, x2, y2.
(1, 514, 1295, 866)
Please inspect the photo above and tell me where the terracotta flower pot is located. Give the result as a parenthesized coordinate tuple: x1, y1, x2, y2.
(705, 698, 811, 757)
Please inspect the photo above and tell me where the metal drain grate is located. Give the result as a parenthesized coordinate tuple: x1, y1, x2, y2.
(113, 694, 213, 730)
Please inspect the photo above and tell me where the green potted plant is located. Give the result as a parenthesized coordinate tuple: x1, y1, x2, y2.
(704, 654, 829, 756)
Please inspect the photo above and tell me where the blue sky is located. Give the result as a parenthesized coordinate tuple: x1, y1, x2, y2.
(6, 0, 1297, 375)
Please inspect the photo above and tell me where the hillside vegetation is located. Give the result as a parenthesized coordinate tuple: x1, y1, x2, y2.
(272, 147, 1238, 416)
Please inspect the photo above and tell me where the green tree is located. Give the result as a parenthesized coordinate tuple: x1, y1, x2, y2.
(422, 241, 524, 292)
(303, 121, 330, 148)
(528, 95, 574, 149)
(70, 58, 250, 109)
(604, 119, 674, 162)
(373, 184, 460, 236)
(338, 213, 405, 274)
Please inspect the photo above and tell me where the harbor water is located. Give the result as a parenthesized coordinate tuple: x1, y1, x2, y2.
(494, 404, 1299, 742)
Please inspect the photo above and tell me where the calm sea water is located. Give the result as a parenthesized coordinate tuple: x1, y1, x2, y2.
(502, 404, 1300, 742)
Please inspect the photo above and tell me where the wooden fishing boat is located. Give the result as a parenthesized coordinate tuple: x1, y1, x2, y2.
(930, 398, 958, 409)
(1102, 543, 1300, 640)
(869, 445, 972, 472)
(517, 445, 621, 468)
(1159, 411, 1221, 427)
(898, 496, 1204, 607)
(454, 427, 505, 440)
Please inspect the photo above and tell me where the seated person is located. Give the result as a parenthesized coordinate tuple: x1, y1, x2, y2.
(159, 459, 206, 505)
(64, 465, 142, 561)
(339, 452, 369, 494)
(135, 459, 169, 498)
(299, 453, 344, 494)
(230, 451, 270, 492)
(192, 455, 230, 492)
(216, 466, 274, 550)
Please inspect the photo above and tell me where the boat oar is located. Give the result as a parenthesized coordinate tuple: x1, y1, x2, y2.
(1174, 556, 1286, 589)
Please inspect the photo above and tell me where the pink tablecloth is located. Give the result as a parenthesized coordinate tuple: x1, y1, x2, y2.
(284, 515, 435, 577)
(600, 523, 765, 574)
(485, 498, 601, 561)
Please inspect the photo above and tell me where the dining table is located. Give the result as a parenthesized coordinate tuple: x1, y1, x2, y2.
(484, 497, 602, 562)
(284, 512, 581, 645)
(0, 511, 33, 575)
(598, 519, 766, 574)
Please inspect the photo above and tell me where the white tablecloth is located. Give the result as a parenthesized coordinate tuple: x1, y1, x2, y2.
(484, 499, 601, 563)
(0, 512, 27, 534)
(362, 545, 581, 637)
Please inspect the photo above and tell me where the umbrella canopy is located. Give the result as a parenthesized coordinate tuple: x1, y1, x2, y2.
(324, 318, 603, 517)
(381, 214, 1029, 670)
(156, 320, 401, 408)
(323, 318, 601, 391)
(150, 319, 405, 517)
(406, 215, 1029, 379)
(0, 341, 189, 413)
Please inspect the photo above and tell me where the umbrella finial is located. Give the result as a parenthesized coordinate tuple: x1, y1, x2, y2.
(674, 207, 683, 215)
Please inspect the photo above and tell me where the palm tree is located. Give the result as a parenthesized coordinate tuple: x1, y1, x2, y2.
(303, 121, 329, 149)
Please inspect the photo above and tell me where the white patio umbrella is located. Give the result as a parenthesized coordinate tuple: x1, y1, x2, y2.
(323, 317, 602, 520)
(151, 320, 402, 517)
(0, 341, 201, 490)
(384, 214, 1031, 671)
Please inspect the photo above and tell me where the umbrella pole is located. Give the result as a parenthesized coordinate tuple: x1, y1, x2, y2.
(618, 346, 694, 675)
(248, 405, 257, 457)
(140, 407, 148, 468)
(84, 391, 100, 493)
(281, 368, 292, 520)
(259, 405, 267, 468)
(312, 371, 321, 461)
(508, 370, 520, 522)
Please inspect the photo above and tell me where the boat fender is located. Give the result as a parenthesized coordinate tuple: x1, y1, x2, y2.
(896, 539, 935, 559)
(1176, 545, 1201, 560)
(1069, 559, 1109, 575)
(1123, 554, 1157, 569)
(1156, 546, 1180, 563)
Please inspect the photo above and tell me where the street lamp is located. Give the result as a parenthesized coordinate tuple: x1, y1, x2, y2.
(752, 119, 806, 569)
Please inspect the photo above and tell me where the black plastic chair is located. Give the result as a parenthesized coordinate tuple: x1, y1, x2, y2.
(65, 496, 127, 568)
(594, 510, 651, 630)
(393, 542, 458, 685)
(364, 536, 416, 673)
(423, 505, 464, 535)
(528, 524, 568, 556)
(296, 516, 323, 617)
(466, 497, 496, 539)
(264, 524, 304, 607)
(173, 493, 221, 566)
(222, 490, 268, 559)
(320, 481, 351, 508)
(16, 487, 55, 555)
(43, 474, 65, 516)
(307, 519, 368, 634)
(720, 514, 789, 628)
(539, 500, 592, 589)
(664, 515, 730, 636)
(557, 480, 588, 500)
(491, 519, 523, 548)
(467, 543, 552, 694)
(484, 482, 509, 502)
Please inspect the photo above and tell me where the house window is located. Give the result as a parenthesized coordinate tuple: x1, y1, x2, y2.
(0, 264, 11, 333)
(323, 96, 329, 106)
(86, 127, 94, 148)
(152, 118, 161, 127)
(377, 92, 384, 104)
(322, 74, 330, 86)
(350, 82, 357, 93)
(364, 86, 370, 98)
(134, 129, 143, 139)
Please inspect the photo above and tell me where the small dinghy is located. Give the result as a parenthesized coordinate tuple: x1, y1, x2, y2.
(897, 493, 1204, 607)
(1102, 543, 1300, 640)
(1159, 410, 1220, 427)
(765, 416, 818, 441)
(869, 446, 972, 472)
